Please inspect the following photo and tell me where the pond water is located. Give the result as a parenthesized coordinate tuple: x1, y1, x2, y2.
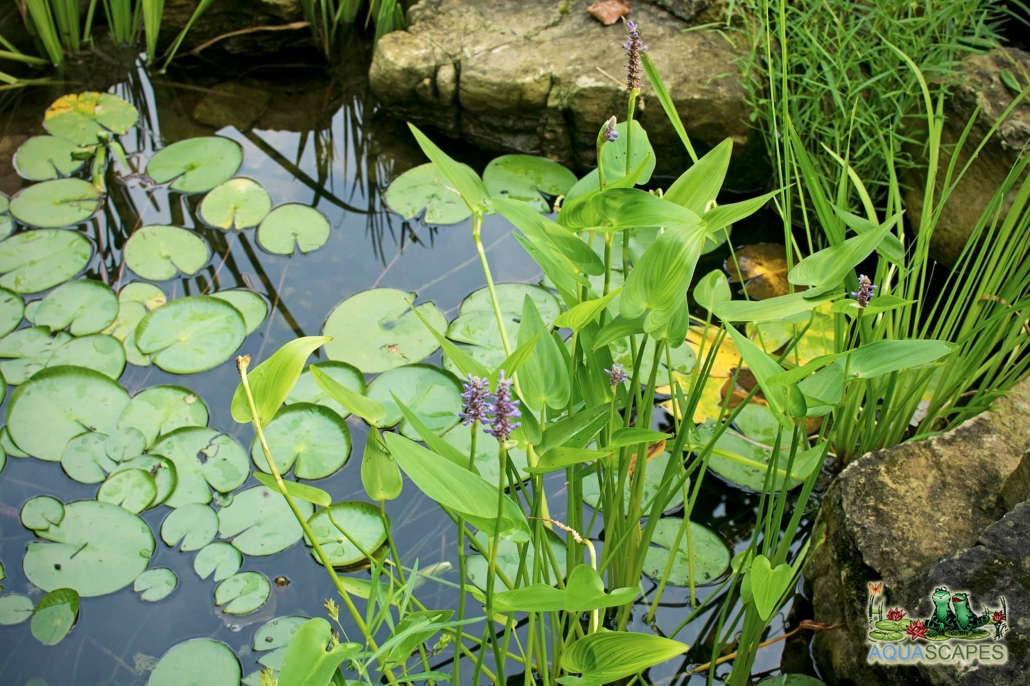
(0, 40, 806, 686)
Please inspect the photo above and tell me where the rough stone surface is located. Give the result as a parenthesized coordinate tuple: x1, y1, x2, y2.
(368, 0, 757, 180)
(805, 376, 1030, 686)
(192, 82, 271, 131)
(999, 450, 1030, 511)
(160, 0, 308, 55)
(903, 48, 1030, 266)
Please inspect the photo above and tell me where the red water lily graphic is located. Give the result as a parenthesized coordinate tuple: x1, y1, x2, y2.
(993, 610, 1006, 623)
(905, 620, 929, 640)
(886, 607, 906, 621)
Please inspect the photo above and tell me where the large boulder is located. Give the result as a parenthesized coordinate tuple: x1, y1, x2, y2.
(805, 376, 1030, 685)
(368, 0, 758, 180)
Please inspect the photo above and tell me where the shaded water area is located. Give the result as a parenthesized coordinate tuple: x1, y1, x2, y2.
(0, 38, 806, 686)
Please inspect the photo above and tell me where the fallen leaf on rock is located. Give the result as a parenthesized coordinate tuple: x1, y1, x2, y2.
(588, 0, 631, 25)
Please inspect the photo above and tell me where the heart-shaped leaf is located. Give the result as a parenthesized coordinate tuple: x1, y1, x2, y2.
(748, 554, 794, 621)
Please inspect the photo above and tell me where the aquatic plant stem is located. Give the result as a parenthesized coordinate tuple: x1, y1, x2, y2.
(472, 212, 513, 359)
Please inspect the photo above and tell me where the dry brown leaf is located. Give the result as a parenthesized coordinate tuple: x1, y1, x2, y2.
(628, 438, 666, 476)
(587, 0, 631, 25)
(725, 243, 795, 300)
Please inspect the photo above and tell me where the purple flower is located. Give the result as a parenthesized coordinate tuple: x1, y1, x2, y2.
(459, 374, 490, 426)
(604, 363, 627, 386)
(850, 274, 877, 308)
(605, 116, 619, 142)
(623, 20, 647, 91)
(484, 371, 521, 442)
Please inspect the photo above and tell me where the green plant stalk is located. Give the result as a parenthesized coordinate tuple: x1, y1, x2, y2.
(483, 443, 511, 684)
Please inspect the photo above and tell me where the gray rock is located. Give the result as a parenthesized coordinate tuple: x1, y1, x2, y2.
(368, 0, 758, 180)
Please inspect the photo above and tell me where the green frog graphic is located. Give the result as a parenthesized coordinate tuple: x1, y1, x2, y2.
(925, 587, 956, 636)
(952, 592, 991, 633)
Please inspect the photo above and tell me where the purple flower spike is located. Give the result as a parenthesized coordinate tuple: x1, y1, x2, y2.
(623, 19, 647, 91)
(605, 116, 619, 142)
(604, 363, 627, 387)
(850, 275, 877, 308)
(484, 371, 521, 442)
(459, 374, 489, 426)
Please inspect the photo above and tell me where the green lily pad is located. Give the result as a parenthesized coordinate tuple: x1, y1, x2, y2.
(146, 137, 244, 194)
(583, 450, 687, 514)
(199, 178, 272, 230)
(161, 503, 219, 551)
(0, 287, 23, 337)
(698, 416, 822, 492)
(323, 288, 446, 373)
(30, 280, 119, 336)
(47, 334, 127, 380)
(253, 616, 308, 671)
(257, 204, 331, 255)
(124, 225, 211, 281)
(0, 326, 72, 384)
(218, 485, 313, 556)
(43, 92, 138, 146)
(286, 361, 365, 419)
(136, 295, 246, 374)
(465, 530, 567, 592)
(119, 282, 167, 310)
(111, 455, 178, 506)
(1, 426, 28, 457)
(211, 290, 267, 335)
(97, 468, 157, 513)
(9, 179, 104, 228)
(104, 427, 148, 461)
(134, 568, 178, 602)
(60, 433, 116, 484)
(6, 365, 129, 461)
(0, 594, 35, 626)
(0, 194, 10, 241)
(483, 155, 577, 213)
(151, 427, 249, 508)
(30, 588, 79, 646)
(365, 364, 462, 439)
(147, 638, 242, 686)
(385, 162, 474, 225)
(445, 283, 560, 368)
(440, 422, 530, 485)
(0, 445, 5, 475)
(119, 385, 209, 448)
(306, 501, 388, 567)
(23, 499, 155, 597)
(103, 300, 150, 366)
(21, 495, 65, 530)
(250, 403, 351, 480)
(13, 136, 86, 181)
(643, 518, 731, 586)
(215, 572, 271, 615)
(0, 229, 92, 293)
(194, 542, 243, 582)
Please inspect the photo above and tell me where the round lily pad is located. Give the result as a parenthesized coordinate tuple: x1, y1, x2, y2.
(103, 300, 150, 366)
(445, 283, 560, 367)
(61, 432, 115, 484)
(385, 162, 474, 225)
(1, 426, 28, 457)
(23, 499, 155, 597)
(642, 518, 731, 586)
(21, 496, 65, 531)
(119, 385, 209, 448)
(98, 468, 158, 513)
(306, 501, 388, 567)
(250, 403, 351, 480)
(111, 456, 178, 507)
(6, 365, 129, 462)
(134, 568, 178, 602)
(43, 92, 139, 146)
(211, 290, 267, 335)
(0, 594, 34, 626)
(218, 485, 313, 557)
(286, 361, 365, 419)
(147, 638, 242, 686)
(483, 155, 577, 213)
(0, 229, 92, 293)
(146, 137, 243, 194)
(9, 178, 104, 228)
(199, 178, 272, 230)
(0, 326, 71, 385)
(194, 542, 243, 582)
(441, 422, 529, 486)
(215, 572, 270, 615)
(124, 225, 211, 281)
(365, 364, 462, 439)
(136, 295, 246, 374)
(30, 279, 119, 336)
(151, 427, 249, 508)
(253, 616, 308, 671)
(323, 288, 446, 373)
(0, 287, 23, 337)
(161, 503, 219, 552)
(47, 334, 127, 380)
(119, 282, 166, 310)
(0, 193, 10, 240)
(257, 204, 331, 255)
(13, 136, 85, 181)
(104, 427, 148, 461)
(30, 588, 80, 646)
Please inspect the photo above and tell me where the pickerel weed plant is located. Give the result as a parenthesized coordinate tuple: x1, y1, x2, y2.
(229, 19, 971, 686)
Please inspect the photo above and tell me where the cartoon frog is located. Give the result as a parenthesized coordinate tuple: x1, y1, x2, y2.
(926, 587, 956, 635)
(952, 592, 991, 633)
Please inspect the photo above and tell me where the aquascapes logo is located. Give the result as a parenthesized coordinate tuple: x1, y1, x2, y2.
(865, 582, 1009, 666)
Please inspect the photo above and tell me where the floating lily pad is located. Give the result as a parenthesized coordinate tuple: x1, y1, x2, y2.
(215, 572, 271, 615)
(9, 179, 103, 228)
(119, 385, 209, 448)
(23, 500, 155, 597)
(151, 427, 249, 507)
(1, 426, 28, 458)
(136, 295, 246, 374)
(697, 418, 821, 492)
(103, 300, 150, 366)
(0, 287, 23, 337)
(306, 501, 388, 567)
(21, 496, 65, 530)
(583, 450, 687, 514)
(30, 588, 79, 646)
(119, 282, 166, 310)
(0, 326, 71, 384)
(250, 403, 351, 480)
(47, 334, 126, 380)
(147, 138, 244, 194)
(194, 542, 243, 582)
(643, 518, 731, 586)
(0, 194, 10, 241)
(286, 361, 365, 419)
(43, 92, 138, 146)
(385, 162, 474, 225)
(134, 568, 178, 602)
(257, 204, 331, 255)
(483, 155, 577, 213)
(0, 594, 34, 626)
(253, 616, 308, 671)
(147, 638, 242, 686)
(200, 178, 272, 230)
(366, 364, 462, 439)
(0, 229, 92, 293)
(124, 225, 211, 281)
(111, 456, 178, 507)
(104, 427, 148, 461)
(161, 503, 219, 552)
(30, 280, 119, 335)
(219, 485, 314, 556)
(6, 365, 129, 461)
(61, 433, 116, 483)
(98, 468, 157, 513)
(441, 422, 529, 485)
(323, 288, 446, 373)
(13, 136, 85, 181)
(211, 290, 267, 335)
(0, 445, 5, 475)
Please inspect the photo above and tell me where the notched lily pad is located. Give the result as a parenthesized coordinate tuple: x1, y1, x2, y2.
(146, 137, 243, 194)
(0, 229, 92, 293)
(385, 162, 474, 225)
(136, 295, 246, 374)
(46, 334, 126, 380)
(30, 279, 119, 336)
(134, 568, 178, 602)
(21, 495, 66, 531)
(0, 286, 23, 337)
(119, 384, 209, 448)
(97, 468, 158, 513)
(211, 290, 267, 335)
(0, 594, 34, 626)
(124, 225, 211, 281)
(194, 542, 243, 582)
(0, 326, 72, 385)
(14, 136, 86, 181)
(151, 427, 249, 508)
(726, 244, 793, 300)
(44, 92, 139, 146)
(286, 361, 365, 419)
(161, 503, 219, 552)
(643, 518, 731, 586)
(306, 501, 387, 568)
(250, 403, 351, 480)
(215, 572, 270, 615)
(218, 485, 313, 557)
(147, 638, 242, 686)
(365, 364, 462, 439)
(9, 178, 103, 228)
(199, 178, 272, 230)
(257, 204, 331, 255)
(483, 155, 577, 212)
